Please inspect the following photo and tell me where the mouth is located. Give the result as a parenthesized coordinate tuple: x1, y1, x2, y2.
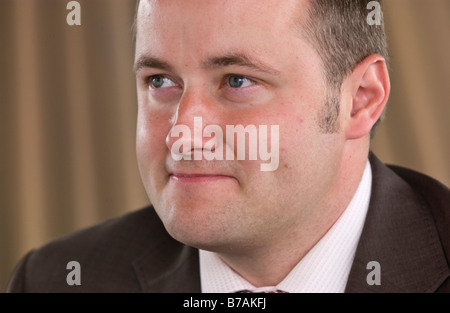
(169, 173, 236, 183)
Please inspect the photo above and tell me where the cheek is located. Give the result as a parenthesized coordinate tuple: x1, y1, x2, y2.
(272, 109, 321, 174)
(136, 107, 172, 171)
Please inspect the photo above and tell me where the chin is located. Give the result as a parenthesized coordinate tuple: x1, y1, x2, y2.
(167, 226, 224, 251)
(161, 214, 231, 250)
(154, 196, 246, 248)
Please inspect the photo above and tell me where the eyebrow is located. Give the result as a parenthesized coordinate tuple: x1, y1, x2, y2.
(133, 52, 280, 76)
(203, 53, 280, 76)
(133, 56, 173, 73)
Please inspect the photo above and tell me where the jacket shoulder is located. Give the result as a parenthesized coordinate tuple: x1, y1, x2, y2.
(347, 154, 450, 292)
(7, 206, 172, 292)
(388, 165, 449, 211)
(388, 165, 450, 263)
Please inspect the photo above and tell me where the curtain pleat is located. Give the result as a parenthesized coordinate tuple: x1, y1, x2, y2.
(371, 0, 450, 184)
(1, 0, 449, 290)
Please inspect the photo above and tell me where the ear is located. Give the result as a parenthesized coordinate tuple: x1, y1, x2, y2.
(344, 54, 390, 140)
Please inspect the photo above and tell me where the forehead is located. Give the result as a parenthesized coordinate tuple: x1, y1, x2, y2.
(135, 0, 308, 57)
(137, 0, 304, 24)
(137, 0, 303, 20)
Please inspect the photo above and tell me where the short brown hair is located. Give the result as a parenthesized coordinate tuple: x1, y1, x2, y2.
(301, 0, 389, 134)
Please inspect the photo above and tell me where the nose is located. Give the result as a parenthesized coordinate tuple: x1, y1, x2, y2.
(165, 90, 222, 161)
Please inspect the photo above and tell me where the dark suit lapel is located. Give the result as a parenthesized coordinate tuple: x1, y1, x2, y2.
(132, 234, 201, 293)
(345, 153, 450, 292)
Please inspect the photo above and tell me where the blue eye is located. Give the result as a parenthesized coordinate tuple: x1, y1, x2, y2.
(150, 75, 177, 89)
(228, 76, 254, 88)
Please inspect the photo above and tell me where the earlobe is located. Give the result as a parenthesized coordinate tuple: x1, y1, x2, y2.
(345, 55, 390, 140)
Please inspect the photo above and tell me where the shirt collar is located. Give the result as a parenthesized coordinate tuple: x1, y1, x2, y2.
(200, 160, 372, 293)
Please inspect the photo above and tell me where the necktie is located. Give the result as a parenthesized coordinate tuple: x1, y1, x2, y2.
(236, 289, 288, 293)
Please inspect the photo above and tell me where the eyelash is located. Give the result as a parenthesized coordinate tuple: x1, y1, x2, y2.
(145, 75, 170, 87)
(223, 75, 257, 88)
(144, 74, 257, 89)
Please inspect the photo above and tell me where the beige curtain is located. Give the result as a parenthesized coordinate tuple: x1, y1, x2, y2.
(0, 0, 147, 289)
(1, 0, 449, 290)
(372, 0, 450, 186)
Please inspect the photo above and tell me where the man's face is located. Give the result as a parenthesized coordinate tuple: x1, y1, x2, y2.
(135, 0, 345, 252)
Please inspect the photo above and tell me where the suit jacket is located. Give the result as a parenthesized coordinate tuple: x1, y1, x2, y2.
(6, 153, 450, 292)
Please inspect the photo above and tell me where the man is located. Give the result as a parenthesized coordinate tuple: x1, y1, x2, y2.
(7, 0, 450, 293)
